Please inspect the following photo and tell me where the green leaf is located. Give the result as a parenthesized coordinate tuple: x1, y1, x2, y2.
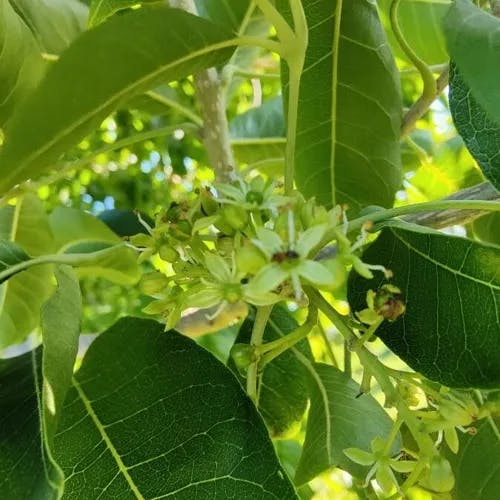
(445, 419, 500, 499)
(230, 96, 285, 139)
(40, 265, 81, 488)
(277, 0, 402, 211)
(0, 0, 45, 126)
(377, 0, 448, 66)
(230, 96, 286, 168)
(11, 0, 88, 54)
(98, 209, 153, 237)
(0, 241, 31, 283)
(449, 63, 500, 191)
(0, 267, 81, 499)
(0, 350, 55, 499)
(347, 223, 500, 388)
(444, 0, 500, 128)
(195, 0, 252, 32)
(228, 306, 313, 437)
(0, 6, 235, 194)
(294, 363, 400, 485)
(471, 212, 500, 247)
(88, 0, 159, 27)
(54, 317, 297, 498)
(0, 194, 55, 349)
(49, 207, 140, 285)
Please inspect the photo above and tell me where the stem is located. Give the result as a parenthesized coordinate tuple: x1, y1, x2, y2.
(170, 0, 235, 182)
(401, 67, 449, 137)
(343, 341, 352, 377)
(351, 317, 384, 352)
(346, 199, 500, 234)
(317, 321, 339, 367)
(246, 305, 273, 403)
(390, 0, 436, 105)
(282, 1, 308, 195)
(284, 58, 304, 194)
(258, 305, 317, 366)
(254, 0, 295, 45)
(0, 244, 127, 283)
(403, 182, 500, 229)
(330, 0, 343, 207)
(307, 288, 436, 458)
(384, 417, 404, 455)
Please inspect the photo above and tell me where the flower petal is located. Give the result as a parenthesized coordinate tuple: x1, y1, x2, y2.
(254, 227, 283, 254)
(296, 223, 327, 256)
(215, 183, 245, 201)
(298, 260, 335, 287)
(186, 288, 222, 309)
(204, 252, 232, 282)
(245, 264, 288, 295)
(244, 291, 282, 306)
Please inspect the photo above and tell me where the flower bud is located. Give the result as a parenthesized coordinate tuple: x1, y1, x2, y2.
(220, 205, 249, 232)
(372, 284, 406, 321)
(139, 272, 169, 295)
(200, 187, 219, 215)
(230, 343, 257, 376)
(158, 244, 179, 263)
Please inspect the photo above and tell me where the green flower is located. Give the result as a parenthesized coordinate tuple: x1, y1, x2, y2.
(245, 224, 335, 301)
(344, 437, 416, 495)
(185, 252, 281, 312)
(215, 176, 291, 213)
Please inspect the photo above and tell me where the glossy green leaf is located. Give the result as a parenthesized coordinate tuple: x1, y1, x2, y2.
(98, 209, 153, 237)
(449, 63, 500, 191)
(0, 350, 54, 499)
(278, 0, 402, 211)
(54, 317, 297, 499)
(0, 194, 55, 349)
(0, 241, 31, 283)
(228, 306, 313, 437)
(11, 0, 88, 54)
(0, 267, 81, 499)
(347, 223, 500, 388)
(377, 0, 448, 66)
(471, 212, 500, 247)
(40, 265, 81, 479)
(49, 207, 140, 285)
(230, 96, 285, 168)
(88, 0, 159, 27)
(444, 0, 500, 128)
(195, 0, 251, 31)
(0, 6, 235, 194)
(445, 419, 500, 499)
(0, 1, 45, 126)
(294, 363, 399, 485)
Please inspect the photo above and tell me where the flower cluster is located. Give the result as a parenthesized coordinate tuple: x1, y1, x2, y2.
(128, 175, 382, 329)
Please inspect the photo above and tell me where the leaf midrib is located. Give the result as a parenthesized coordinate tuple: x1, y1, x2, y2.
(72, 377, 145, 500)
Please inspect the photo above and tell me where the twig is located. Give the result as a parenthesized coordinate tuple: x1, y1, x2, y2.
(401, 67, 449, 137)
(402, 182, 499, 228)
(169, 0, 235, 182)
